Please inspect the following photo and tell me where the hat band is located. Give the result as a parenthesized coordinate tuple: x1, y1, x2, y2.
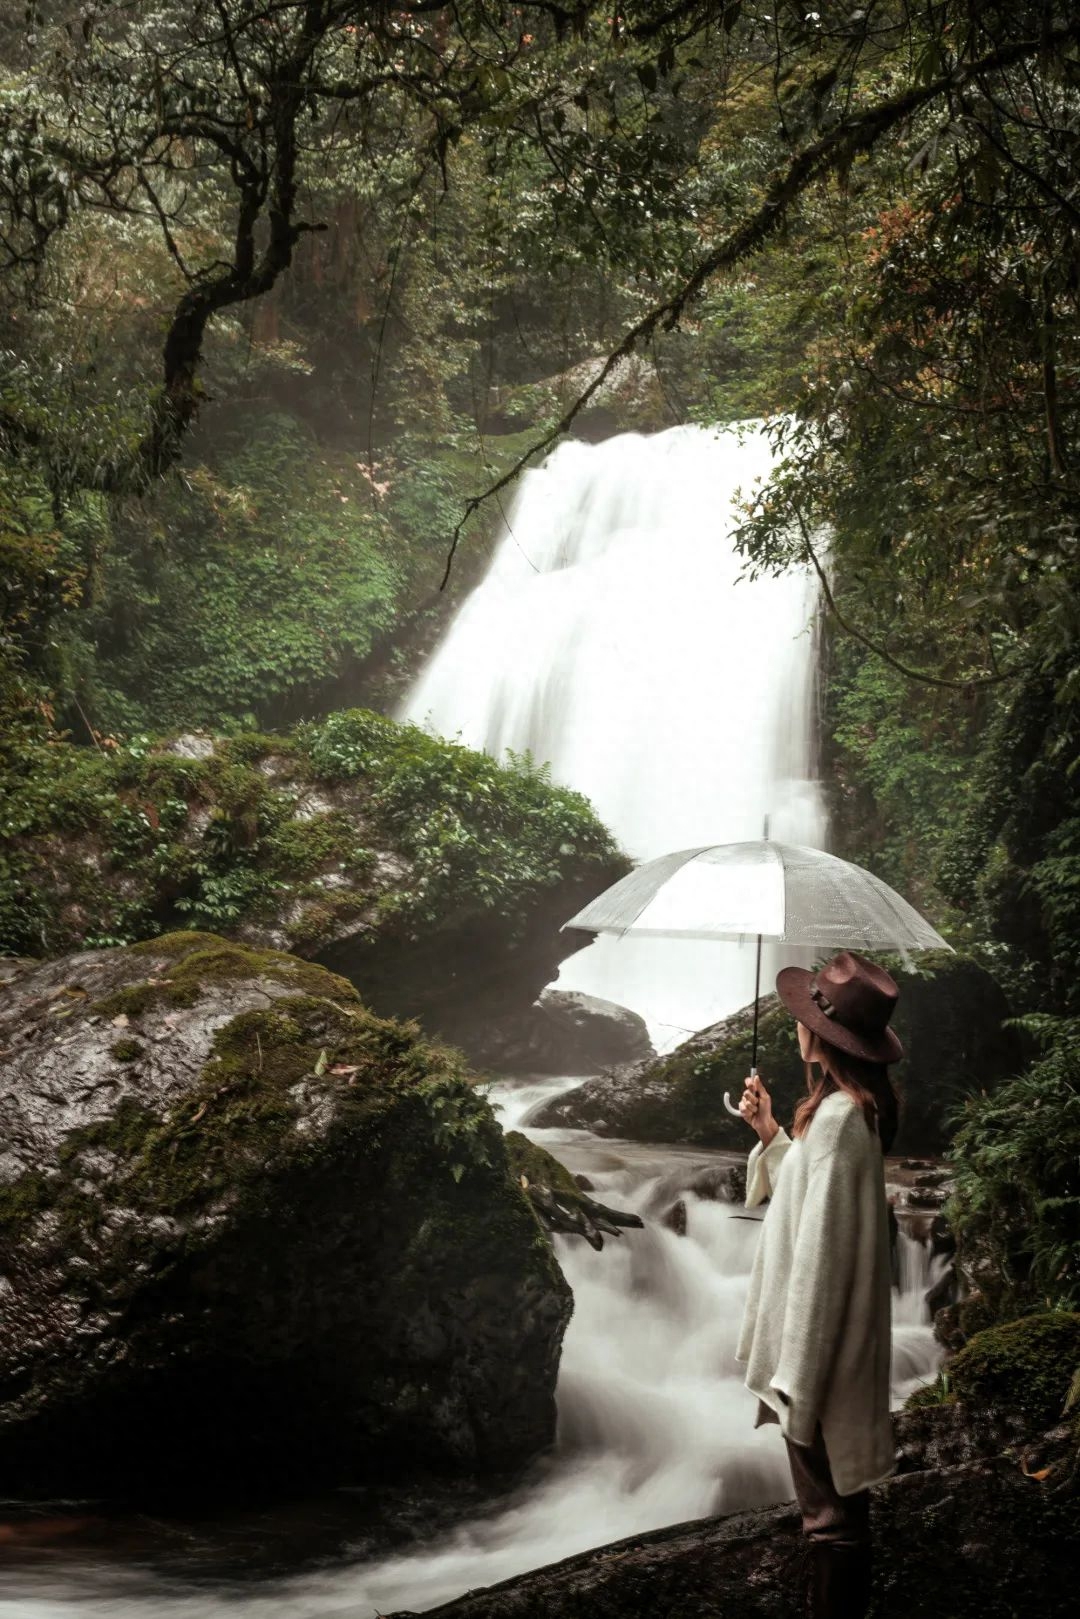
(810, 982, 837, 1019)
(811, 977, 889, 1037)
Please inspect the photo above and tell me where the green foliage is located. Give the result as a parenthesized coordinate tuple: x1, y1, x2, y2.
(305, 709, 618, 935)
(81, 414, 404, 732)
(0, 711, 620, 959)
(946, 1018, 1080, 1321)
(0, 0, 746, 687)
(1030, 818, 1080, 971)
(931, 664, 1080, 1013)
(825, 644, 973, 902)
(724, 30, 1080, 1032)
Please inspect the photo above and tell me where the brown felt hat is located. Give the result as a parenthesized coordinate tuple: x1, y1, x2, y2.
(776, 950, 904, 1064)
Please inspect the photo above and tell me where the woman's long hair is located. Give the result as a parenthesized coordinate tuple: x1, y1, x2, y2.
(792, 1029, 900, 1155)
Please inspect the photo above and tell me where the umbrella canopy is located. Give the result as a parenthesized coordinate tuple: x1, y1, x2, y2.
(562, 840, 952, 954)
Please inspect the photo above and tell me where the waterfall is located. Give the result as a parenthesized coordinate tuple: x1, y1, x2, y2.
(403, 422, 827, 1044)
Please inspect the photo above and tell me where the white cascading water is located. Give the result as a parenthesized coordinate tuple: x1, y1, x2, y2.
(1, 425, 947, 1618)
(404, 423, 828, 1044)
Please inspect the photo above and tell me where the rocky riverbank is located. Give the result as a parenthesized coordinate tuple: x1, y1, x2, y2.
(384, 1312, 1080, 1619)
(382, 1456, 1075, 1619)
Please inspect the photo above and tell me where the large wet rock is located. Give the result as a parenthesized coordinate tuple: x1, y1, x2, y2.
(385, 1454, 1076, 1618)
(532, 952, 1021, 1155)
(533, 988, 654, 1070)
(1, 710, 627, 1068)
(0, 934, 572, 1500)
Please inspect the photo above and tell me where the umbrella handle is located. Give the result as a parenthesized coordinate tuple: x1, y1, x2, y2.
(724, 1066, 759, 1117)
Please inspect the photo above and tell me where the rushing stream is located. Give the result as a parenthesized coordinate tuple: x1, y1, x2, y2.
(0, 1086, 947, 1615)
(2, 425, 947, 1613)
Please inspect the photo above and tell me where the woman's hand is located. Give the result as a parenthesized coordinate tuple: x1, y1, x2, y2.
(739, 1074, 779, 1147)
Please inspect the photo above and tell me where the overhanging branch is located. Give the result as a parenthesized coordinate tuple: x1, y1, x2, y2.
(441, 16, 1080, 589)
(795, 510, 1015, 691)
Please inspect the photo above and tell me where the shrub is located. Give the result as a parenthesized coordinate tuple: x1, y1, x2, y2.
(946, 1017, 1080, 1320)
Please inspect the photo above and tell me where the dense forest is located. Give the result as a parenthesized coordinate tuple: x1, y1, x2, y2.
(1, 2, 1079, 1613)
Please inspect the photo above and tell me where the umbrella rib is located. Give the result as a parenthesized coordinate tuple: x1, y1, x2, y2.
(772, 840, 786, 939)
(868, 871, 924, 944)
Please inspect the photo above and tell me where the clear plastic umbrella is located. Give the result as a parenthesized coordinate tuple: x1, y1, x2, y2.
(562, 838, 951, 1113)
(563, 840, 949, 951)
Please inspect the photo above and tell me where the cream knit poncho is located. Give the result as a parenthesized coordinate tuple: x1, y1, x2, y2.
(734, 1088, 897, 1497)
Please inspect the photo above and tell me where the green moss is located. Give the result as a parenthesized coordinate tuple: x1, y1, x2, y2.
(957, 1291, 998, 1340)
(93, 933, 362, 1020)
(946, 1311, 1080, 1428)
(60, 1097, 160, 1165)
(264, 810, 373, 878)
(0, 1171, 53, 1242)
(131, 930, 230, 958)
(903, 1378, 958, 1411)
(131, 1031, 308, 1212)
(0, 1101, 163, 1252)
(110, 1038, 145, 1062)
(504, 1132, 583, 1201)
(286, 897, 361, 951)
(904, 1311, 1080, 1425)
(218, 734, 300, 768)
(122, 993, 493, 1220)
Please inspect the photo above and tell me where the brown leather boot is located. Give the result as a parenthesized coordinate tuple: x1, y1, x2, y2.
(808, 1540, 873, 1619)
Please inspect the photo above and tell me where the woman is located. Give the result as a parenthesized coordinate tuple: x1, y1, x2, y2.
(734, 950, 903, 1619)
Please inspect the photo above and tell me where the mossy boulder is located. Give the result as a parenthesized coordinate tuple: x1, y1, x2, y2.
(908, 1312, 1080, 1430)
(532, 951, 1021, 1155)
(0, 933, 572, 1500)
(530, 994, 805, 1148)
(0, 709, 626, 1063)
(896, 1312, 1080, 1487)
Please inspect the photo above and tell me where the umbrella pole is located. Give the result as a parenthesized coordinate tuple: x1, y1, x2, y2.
(750, 811, 770, 1079)
(750, 930, 763, 1076)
